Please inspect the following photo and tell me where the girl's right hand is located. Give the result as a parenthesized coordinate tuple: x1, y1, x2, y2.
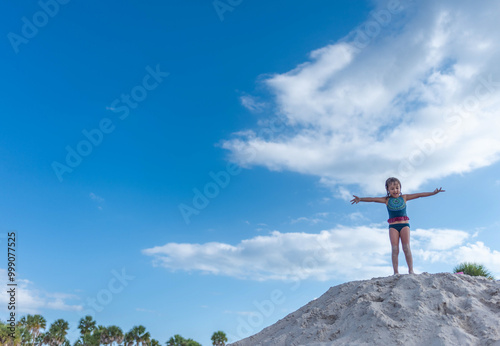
(351, 195, 360, 204)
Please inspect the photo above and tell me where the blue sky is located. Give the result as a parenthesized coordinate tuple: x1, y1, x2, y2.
(1, 0, 500, 344)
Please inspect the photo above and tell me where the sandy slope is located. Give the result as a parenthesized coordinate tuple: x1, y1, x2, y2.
(230, 273, 500, 346)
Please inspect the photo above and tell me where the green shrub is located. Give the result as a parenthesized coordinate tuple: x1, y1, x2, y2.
(453, 262, 494, 279)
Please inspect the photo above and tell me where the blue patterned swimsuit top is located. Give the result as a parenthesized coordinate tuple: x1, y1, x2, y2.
(387, 196, 409, 222)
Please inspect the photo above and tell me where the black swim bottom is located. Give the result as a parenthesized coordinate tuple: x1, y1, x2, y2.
(389, 223, 410, 233)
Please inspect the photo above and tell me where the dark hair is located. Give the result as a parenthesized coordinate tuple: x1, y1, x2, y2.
(385, 177, 402, 196)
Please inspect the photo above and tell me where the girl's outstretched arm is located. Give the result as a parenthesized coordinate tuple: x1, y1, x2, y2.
(405, 187, 445, 201)
(351, 195, 387, 204)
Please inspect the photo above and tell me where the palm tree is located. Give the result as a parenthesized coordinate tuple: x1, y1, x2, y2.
(47, 319, 70, 346)
(127, 325, 150, 345)
(454, 262, 495, 279)
(167, 334, 186, 346)
(32, 314, 47, 345)
(0, 321, 23, 345)
(42, 331, 55, 346)
(185, 339, 202, 346)
(150, 339, 161, 346)
(78, 316, 96, 337)
(211, 331, 228, 346)
(123, 330, 135, 346)
(15, 319, 31, 345)
(20, 325, 32, 345)
(139, 331, 151, 346)
(130, 325, 140, 345)
(76, 332, 99, 346)
(166, 334, 202, 346)
(103, 325, 123, 345)
(94, 325, 108, 345)
(34, 333, 45, 346)
(0, 323, 10, 344)
(19, 314, 47, 345)
(76, 315, 99, 346)
(18, 315, 30, 344)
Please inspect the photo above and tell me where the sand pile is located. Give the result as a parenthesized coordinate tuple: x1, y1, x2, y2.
(230, 273, 500, 346)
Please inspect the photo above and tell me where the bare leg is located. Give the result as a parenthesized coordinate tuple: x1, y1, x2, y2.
(389, 228, 400, 275)
(400, 227, 414, 274)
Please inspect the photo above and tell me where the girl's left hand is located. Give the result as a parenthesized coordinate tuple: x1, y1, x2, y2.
(434, 187, 445, 194)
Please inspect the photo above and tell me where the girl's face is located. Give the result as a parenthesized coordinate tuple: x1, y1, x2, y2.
(387, 182, 401, 197)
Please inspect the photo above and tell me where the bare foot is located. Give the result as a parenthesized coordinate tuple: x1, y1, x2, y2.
(409, 270, 415, 274)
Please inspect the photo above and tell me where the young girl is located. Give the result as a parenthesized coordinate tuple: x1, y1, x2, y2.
(350, 177, 445, 275)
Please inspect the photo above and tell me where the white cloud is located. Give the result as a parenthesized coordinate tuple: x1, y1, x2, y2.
(143, 226, 499, 281)
(240, 94, 267, 113)
(89, 192, 104, 203)
(290, 216, 322, 225)
(452, 241, 500, 269)
(346, 212, 368, 222)
(415, 240, 500, 277)
(143, 226, 390, 281)
(89, 192, 105, 210)
(336, 186, 353, 201)
(412, 228, 470, 251)
(222, 0, 500, 194)
(0, 269, 83, 314)
(290, 212, 332, 224)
